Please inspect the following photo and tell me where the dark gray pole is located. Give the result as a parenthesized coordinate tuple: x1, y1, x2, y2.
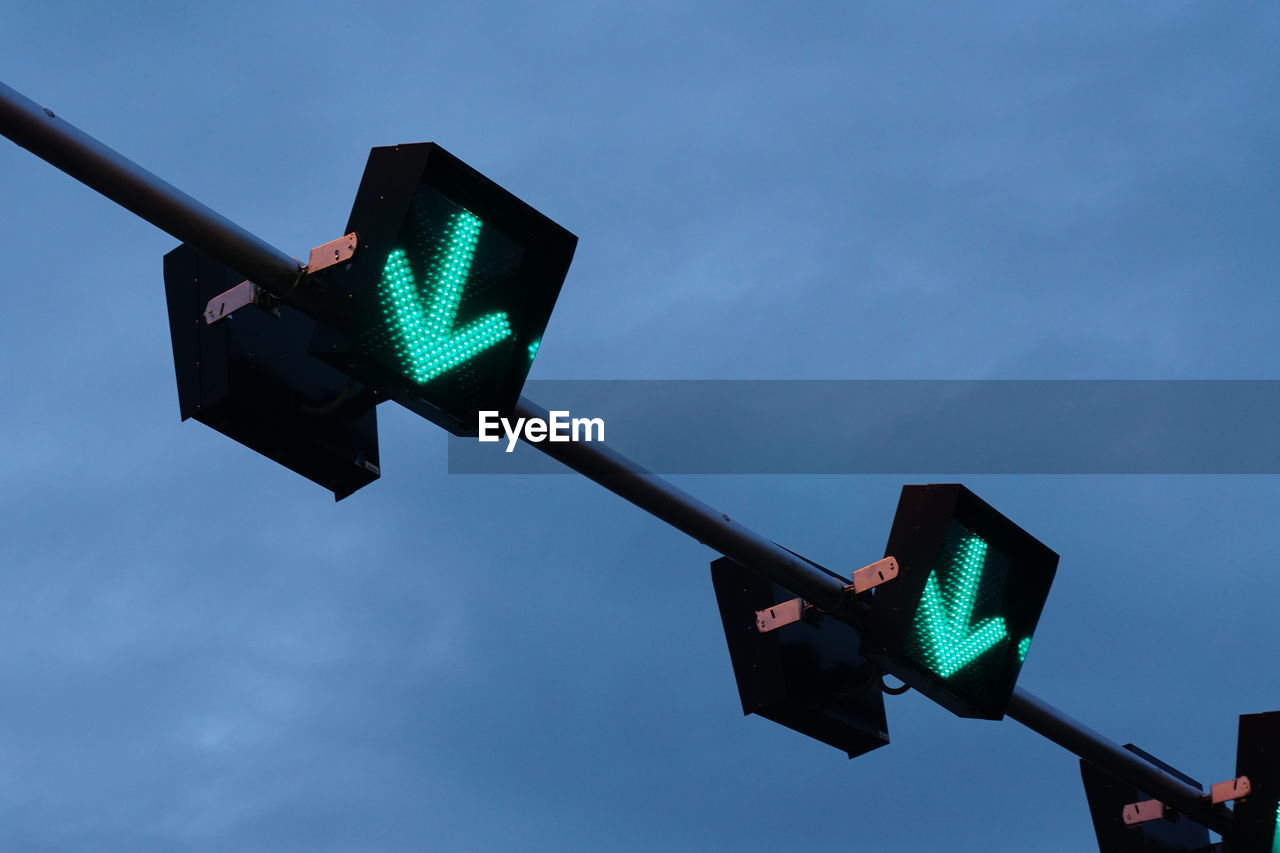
(511, 398, 845, 609)
(0, 78, 1231, 839)
(1007, 690, 1231, 834)
(513, 396, 1234, 836)
(0, 81, 302, 298)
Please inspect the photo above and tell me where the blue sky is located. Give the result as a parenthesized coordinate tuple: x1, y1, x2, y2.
(2, 2, 1279, 850)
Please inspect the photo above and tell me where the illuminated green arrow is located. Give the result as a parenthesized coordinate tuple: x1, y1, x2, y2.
(913, 535, 1008, 678)
(379, 211, 513, 383)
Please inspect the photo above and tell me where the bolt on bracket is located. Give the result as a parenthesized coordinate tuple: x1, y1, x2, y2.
(851, 556, 899, 594)
(755, 598, 811, 633)
(203, 232, 358, 325)
(203, 280, 277, 325)
(754, 557, 900, 633)
(1122, 799, 1170, 826)
(306, 232, 357, 273)
(1209, 775, 1251, 804)
(1121, 776, 1250, 828)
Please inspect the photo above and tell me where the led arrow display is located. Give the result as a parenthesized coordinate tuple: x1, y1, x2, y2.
(312, 143, 577, 436)
(874, 484, 1058, 719)
(911, 534, 1009, 678)
(379, 211, 513, 383)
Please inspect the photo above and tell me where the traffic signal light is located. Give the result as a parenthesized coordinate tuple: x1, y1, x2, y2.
(1078, 746, 1210, 852)
(310, 143, 578, 435)
(708, 555, 890, 758)
(1234, 711, 1280, 853)
(163, 243, 381, 500)
(867, 484, 1058, 719)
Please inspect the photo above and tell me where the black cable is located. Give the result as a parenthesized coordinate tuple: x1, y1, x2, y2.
(300, 377, 356, 416)
(879, 673, 910, 696)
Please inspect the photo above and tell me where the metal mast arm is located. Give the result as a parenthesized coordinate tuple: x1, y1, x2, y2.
(0, 81, 302, 297)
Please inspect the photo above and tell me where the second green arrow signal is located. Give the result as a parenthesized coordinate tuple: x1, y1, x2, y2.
(868, 484, 1059, 720)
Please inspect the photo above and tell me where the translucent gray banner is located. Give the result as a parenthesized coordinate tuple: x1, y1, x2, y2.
(445, 380, 1280, 474)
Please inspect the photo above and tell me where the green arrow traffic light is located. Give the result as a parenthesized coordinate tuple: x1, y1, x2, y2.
(311, 143, 577, 436)
(913, 535, 1008, 678)
(870, 484, 1059, 719)
(379, 212, 513, 383)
